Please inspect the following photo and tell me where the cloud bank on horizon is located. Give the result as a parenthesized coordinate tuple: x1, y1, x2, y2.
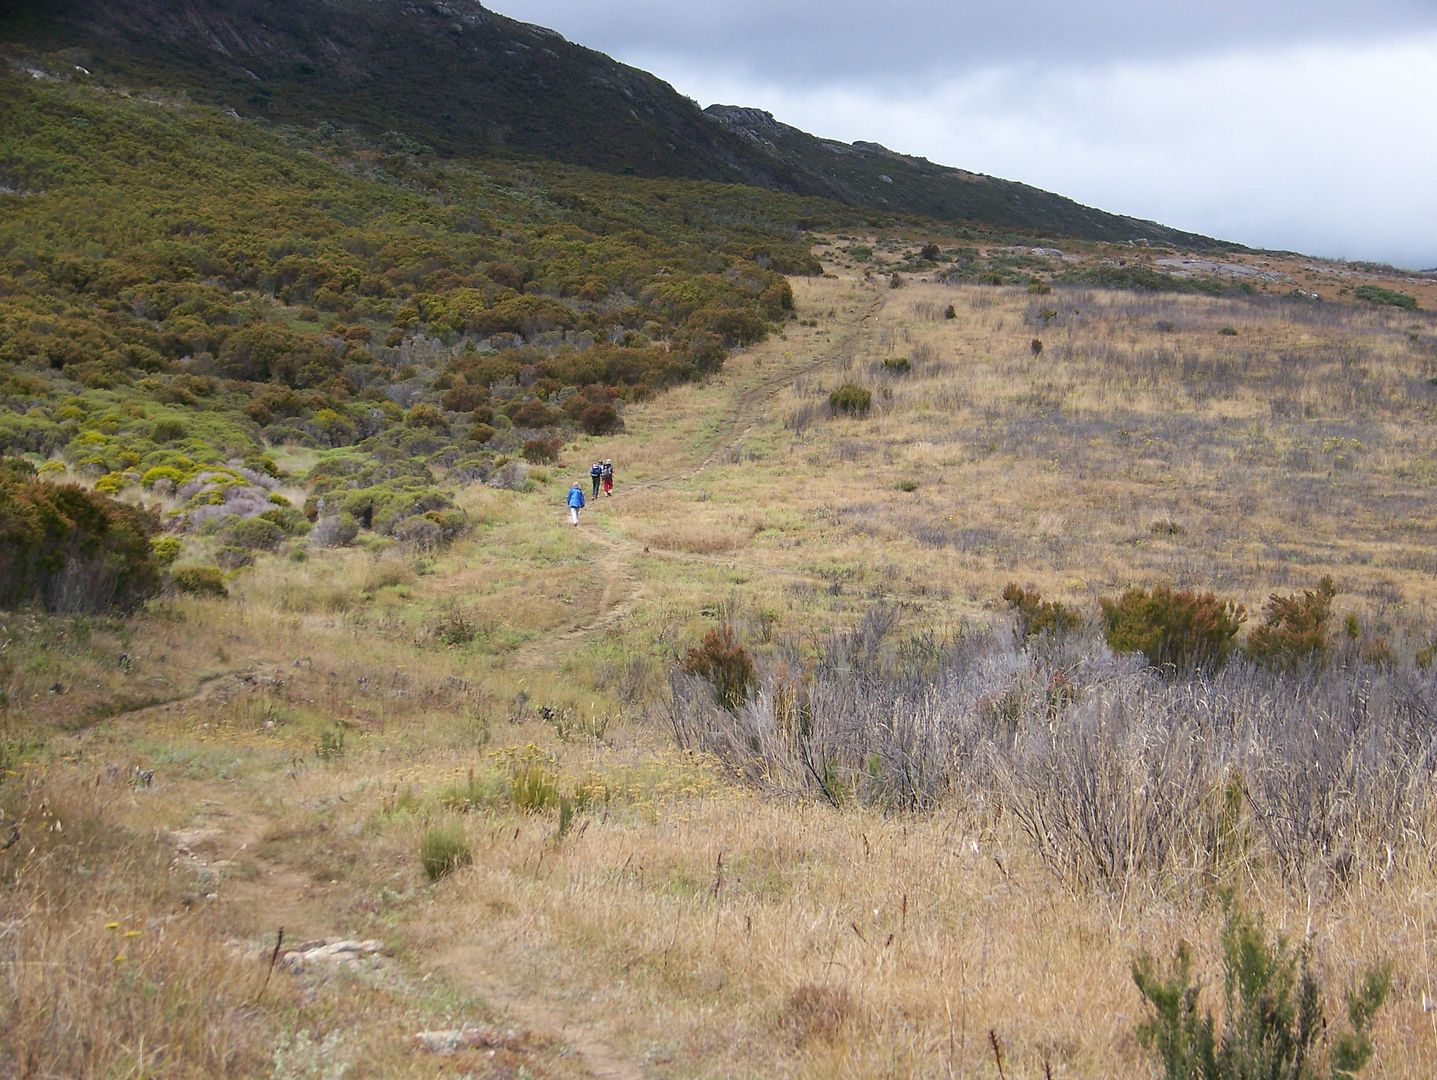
(497, 1, 1437, 268)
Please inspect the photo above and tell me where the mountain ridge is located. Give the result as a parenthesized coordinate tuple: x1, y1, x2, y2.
(3, 0, 1225, 247)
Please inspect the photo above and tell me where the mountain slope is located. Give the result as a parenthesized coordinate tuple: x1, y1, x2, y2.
(4, 0, 1220, 247)
(705, 105, 1214, 246)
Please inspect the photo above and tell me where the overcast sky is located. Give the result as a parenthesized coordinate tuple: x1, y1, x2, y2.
(496, 1, 1436, 268)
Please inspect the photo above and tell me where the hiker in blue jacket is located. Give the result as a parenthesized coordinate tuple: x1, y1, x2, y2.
(567, 481, 586, 526)
(589, 460, 603, 500)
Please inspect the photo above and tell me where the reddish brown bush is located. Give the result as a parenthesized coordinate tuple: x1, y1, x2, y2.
(1245, 577, 1337, 671)
(579, 402, 622, 435)
(682, 623, 757, 712)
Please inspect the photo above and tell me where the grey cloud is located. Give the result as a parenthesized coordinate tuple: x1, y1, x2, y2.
(497, 1, 1437, 84)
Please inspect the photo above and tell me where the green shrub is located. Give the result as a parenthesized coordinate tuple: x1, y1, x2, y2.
(1100, 585, 1245, 672)
(94, 471, 127, 495)
(829, 383, 872, 417)
(222, 516, 286, 551)
(257, 506, 310, 536)
(170, 566, 228, 597)
(140, 465, 187, 489)
(315, 728, 345, 760)
(0, 471, 161, 614)
(881, 356, 911, 374)
(510, 762, 561, 812)
(420, 823, 472, 881)
(1002, 583, 1081, 643)
(1245, 577, 1337, 672)
(404, 402, 447, 431)
(151, 535, 182, 567)
(1354, 284, 1417, 310)
(682, 623, 757, 712)
(1219, 326, 1239, 336)
(1132, 901, 1389, 1080)
(150, 419, 188, 443)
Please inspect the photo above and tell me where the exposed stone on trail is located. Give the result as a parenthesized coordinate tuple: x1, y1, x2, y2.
(413, 1025, 526, 1054)
(279, 938, 388, 972)
(169, 826, 223, 856)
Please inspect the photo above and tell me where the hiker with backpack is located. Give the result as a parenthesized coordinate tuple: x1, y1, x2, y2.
(589, 461, 603, 500)
(567, 481, 586, 526)
(601, 459, 614, 497)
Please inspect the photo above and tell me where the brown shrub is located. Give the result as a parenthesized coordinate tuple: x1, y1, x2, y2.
(682, 623, 756, 712)
(1245, 577, 1337, 671)
(578, 401, 622, 436)
(1002, 583, 1081, 643)
(522, 437, 563, 464)
(776, 984, 858, 1047)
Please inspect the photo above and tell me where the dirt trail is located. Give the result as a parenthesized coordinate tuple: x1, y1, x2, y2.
(511, 286, 885, 665)
(436, 947, 644, 1080)
(155, 281, 881, 1079)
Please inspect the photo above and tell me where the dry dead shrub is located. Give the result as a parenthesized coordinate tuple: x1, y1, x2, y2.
(776, 983, 858, 1047)
(666, 604, 1437, 889)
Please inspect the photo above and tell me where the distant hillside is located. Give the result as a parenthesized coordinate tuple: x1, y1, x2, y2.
(704, 106, 1216, 247)
(3, 0, 1221, 247)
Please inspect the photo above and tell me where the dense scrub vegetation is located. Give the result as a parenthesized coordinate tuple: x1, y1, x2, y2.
(0, 459, 160, 613)
(0, 71, 832, 551)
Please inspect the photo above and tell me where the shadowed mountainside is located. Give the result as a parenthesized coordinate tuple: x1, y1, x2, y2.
(4, 0, 1221, 246)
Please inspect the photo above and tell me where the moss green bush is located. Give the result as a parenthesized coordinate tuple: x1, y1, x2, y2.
(1002, 583, 1081, 643)
(151, 535, 182, 567)
(829, 383, 872, 417)
(1100, 585, 1245, 672)
(1354, 284, 1417, 310)
(170, 565, 228, 597)
(420, 823, 472, 881)
(222, 517, 285, 551)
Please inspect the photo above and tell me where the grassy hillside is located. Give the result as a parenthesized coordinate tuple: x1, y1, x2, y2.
(0, 70, 847, 557)
(4, 241, 1437, 1074)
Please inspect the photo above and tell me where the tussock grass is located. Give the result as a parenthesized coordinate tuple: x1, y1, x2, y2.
(7, 255, 1437, 1075)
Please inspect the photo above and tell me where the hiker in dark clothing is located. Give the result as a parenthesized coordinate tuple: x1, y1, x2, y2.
(601, 459, 614, 497)
(589, 461, 603, 499)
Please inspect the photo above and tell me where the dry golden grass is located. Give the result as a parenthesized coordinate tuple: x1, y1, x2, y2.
(5, 244, 1437, 1076)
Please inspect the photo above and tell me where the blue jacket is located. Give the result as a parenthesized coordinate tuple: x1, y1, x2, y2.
(567, 486, 586, 508)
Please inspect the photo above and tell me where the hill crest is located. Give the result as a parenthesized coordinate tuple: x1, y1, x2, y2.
(5, 0, 1220, 246)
